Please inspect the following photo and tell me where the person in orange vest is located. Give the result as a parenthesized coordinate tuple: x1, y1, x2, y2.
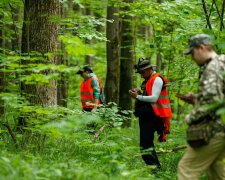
(77, 65, 102, 112)
(129, 58, 172, 169)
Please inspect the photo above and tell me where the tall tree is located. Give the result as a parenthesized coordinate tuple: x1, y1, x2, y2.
(56, 1, 71, 107)
(105, 4, 120, 104)
(119, 0, 134, 126)
(9, 4, 22, 51)
(84, 2, 95, 65)
(21, 0, 60, 107)
(0, 13, 4, 115)
(156, 0, 164, 72)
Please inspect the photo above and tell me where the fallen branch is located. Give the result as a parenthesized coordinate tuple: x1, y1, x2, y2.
(92, 124, 111, 141)
(156, 145, 187, 154)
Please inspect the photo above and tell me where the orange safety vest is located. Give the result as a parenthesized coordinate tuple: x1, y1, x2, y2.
(80, 76, 102, 109)
(146, 73, 172, 118)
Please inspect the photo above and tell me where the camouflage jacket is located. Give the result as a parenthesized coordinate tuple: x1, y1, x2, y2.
(188, 55, 225, 136)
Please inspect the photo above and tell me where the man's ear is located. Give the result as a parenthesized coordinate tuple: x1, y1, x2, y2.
(198, 44, 205, 50)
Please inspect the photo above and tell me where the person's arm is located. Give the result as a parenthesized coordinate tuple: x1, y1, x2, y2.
(136, 77, 163, 102)
(91, 77, 101, 109)
(176, 92, 197, 105)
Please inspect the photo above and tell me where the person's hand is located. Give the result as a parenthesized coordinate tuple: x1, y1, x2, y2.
(176, 92, 197, 105)
(129, 89, 139, 98)
(91, 108, 97, 112)
(85, 102, 94, 106)
(85, 102, 97, 111)
(132, 88, 141, 94)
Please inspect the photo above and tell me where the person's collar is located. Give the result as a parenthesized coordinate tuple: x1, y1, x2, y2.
(149, 71, 156, 78)
(199, 58, 212, 67)
(85, 73, 95, 80)
(151, 71, 156, 77)
(200, 52, 217, 67)
(145, 70, 156, 80)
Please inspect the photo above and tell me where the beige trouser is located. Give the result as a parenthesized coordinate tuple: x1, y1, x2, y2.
(177, 136, 225, 180)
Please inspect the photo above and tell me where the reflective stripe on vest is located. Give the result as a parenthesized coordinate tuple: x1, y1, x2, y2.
(80, 76, 101, 109)
(151, 103, 171, 108)
(146, 73, 172, 118)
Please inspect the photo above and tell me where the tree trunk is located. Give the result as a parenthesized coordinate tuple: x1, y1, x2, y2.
(0, 14, 3, 50)
(10, 5, 22, 51)
(119, 0, 134, 127)
(137, 25, 152, 59)
(94, 12, 103, 32)
(220, 0, 225, 31)
(156, 50, 162, 71)
(21, 0, 60, 106)
(67, 0, 73, 13)
(84, 4, 94, 65)
(57, 42, 68, 107)
(0, 13, 4, 115)
(57, 2, 68, 107)
(105, 5, 120, 104)
(156, 0, 163, 71)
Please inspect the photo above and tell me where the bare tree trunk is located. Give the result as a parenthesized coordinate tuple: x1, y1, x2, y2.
(57, 42, 68, 107)
(21, 0, 60, 106)
(220, 0, 225, 31)
(67, 0, 73, 8)
(105, 5, 120, 104)
(94, 12, 103, 32)
(138, 25, 152, 58)
(156, 0, 163, 72)
(119, 0, 134, 127)
(0, 13, 4, 115)
(57, 2, 68, 107)
(9, 5, 22, 51)
(156, 52, 162, 72)
(84, 4, 94, 65)
(0, 14, 3, 50)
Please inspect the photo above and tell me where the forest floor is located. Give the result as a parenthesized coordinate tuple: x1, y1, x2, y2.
(0, 116, 191, 180)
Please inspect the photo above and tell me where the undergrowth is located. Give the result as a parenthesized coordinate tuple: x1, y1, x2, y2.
(0, 107, 187, 180)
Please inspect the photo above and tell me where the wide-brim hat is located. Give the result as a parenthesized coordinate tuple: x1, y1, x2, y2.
(134, 59, 156, 73)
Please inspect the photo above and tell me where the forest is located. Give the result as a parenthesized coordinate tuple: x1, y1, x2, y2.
(0, 0, 225, 179)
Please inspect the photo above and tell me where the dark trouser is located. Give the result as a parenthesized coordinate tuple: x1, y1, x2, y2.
(83, 108, 92, 112)
(138, 114, 164, 168)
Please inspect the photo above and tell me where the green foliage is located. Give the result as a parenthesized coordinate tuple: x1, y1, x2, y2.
(1, 0, 225, 179)
(59, 12, 107, 42)
(59, 35, 95, 57)
(0, 113, 187, 179)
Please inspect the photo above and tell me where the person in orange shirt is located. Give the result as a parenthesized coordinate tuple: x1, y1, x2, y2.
(129, 58, 172, 169)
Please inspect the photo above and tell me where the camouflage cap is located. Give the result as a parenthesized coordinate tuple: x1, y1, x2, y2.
(183, 34, 212, 55)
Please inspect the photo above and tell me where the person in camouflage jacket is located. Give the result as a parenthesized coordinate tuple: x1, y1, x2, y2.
(177, 34, 225, 180)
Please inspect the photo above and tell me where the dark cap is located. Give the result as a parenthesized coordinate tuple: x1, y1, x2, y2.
(134, 58, 155, 73)
(183, 34, 212, 55)
(76, 65, 93, 74)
